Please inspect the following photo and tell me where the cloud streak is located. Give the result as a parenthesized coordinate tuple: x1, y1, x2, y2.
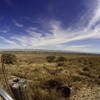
(86, 0, 100, 30)
(13, 20, 24, 28)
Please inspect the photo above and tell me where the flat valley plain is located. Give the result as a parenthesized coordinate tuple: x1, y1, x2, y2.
(0, 51, 100, 100)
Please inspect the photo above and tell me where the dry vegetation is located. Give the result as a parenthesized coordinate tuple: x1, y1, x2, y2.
(0, 51, 100, 100)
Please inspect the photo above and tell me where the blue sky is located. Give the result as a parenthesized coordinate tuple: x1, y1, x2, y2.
(0, 0, 100, 53)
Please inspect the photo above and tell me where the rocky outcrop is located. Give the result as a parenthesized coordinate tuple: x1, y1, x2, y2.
(8, 76, 27, 100)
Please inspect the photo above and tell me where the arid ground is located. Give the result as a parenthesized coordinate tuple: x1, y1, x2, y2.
(0, 51, 100, 100)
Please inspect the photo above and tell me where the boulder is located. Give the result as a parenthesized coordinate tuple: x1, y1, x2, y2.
(8, 76, 27, 100)
(57, 86, 75, 98)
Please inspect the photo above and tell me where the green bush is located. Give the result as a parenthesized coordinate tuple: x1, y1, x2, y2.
(1, 53, 17, 64)
(46, 56, 56, 63)
(56, 56, 66, 62)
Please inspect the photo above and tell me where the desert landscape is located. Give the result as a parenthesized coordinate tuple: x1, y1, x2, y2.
(0, 51, 100, 100)
(0, 0, 100, 100)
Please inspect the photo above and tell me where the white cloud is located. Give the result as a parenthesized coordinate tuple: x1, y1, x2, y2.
(25, 27, 42, 38)
(0, 36, 22, 49)
(86, 0, 100, 30)
(64, 45, 97, 53)
(9, 21, 99, 49)
(13, 20, 24, 28)
(0, 30, 8, 33)
(65, 45, 90, 48)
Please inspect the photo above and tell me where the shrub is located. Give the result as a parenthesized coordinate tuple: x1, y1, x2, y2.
(83, 67, 89, 71)
(56, 56, 66, 62)
(32, 87, 63, 100)
(1, 53, 17, 64)
(72, 76, 82, 82)
(44, 79, 62, 89)
(57, 62, 65, 67)
(46, 56, 56, 63)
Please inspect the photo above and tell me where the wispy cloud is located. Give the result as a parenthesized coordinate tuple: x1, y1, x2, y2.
(64, 45, 96, 53)
(9, 20, 100, 49)
(0, 36, 21, 49)
(0, 30, 8, 33)
(86, 0, 100, 30)
(13, 20, 24, 28)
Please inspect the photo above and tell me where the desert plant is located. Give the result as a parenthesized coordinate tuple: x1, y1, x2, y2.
(1, 53, 17, 64)
(31, 87, 63, 100)
(44, 79, 62, 89)
(83, 67, 89, 71)
(46, 56, 56, 63)
(56, 56, 66, 62)
(57, 62, 65, 67)
(72, 76, 82, 82)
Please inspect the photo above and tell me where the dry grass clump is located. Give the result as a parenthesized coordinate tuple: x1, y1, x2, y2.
(55, 56, 66, 62)
(42, 79, 63, 89)
(46, 56, 66, 63)
(28, 86, 63, 100)
(46, 56, 56, 63)
(57, 62, 65, 67)
(82, 67, 90, 72)
(71, 75, 82, 82)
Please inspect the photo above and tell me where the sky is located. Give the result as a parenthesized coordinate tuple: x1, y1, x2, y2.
(0, 0, 100, 53)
